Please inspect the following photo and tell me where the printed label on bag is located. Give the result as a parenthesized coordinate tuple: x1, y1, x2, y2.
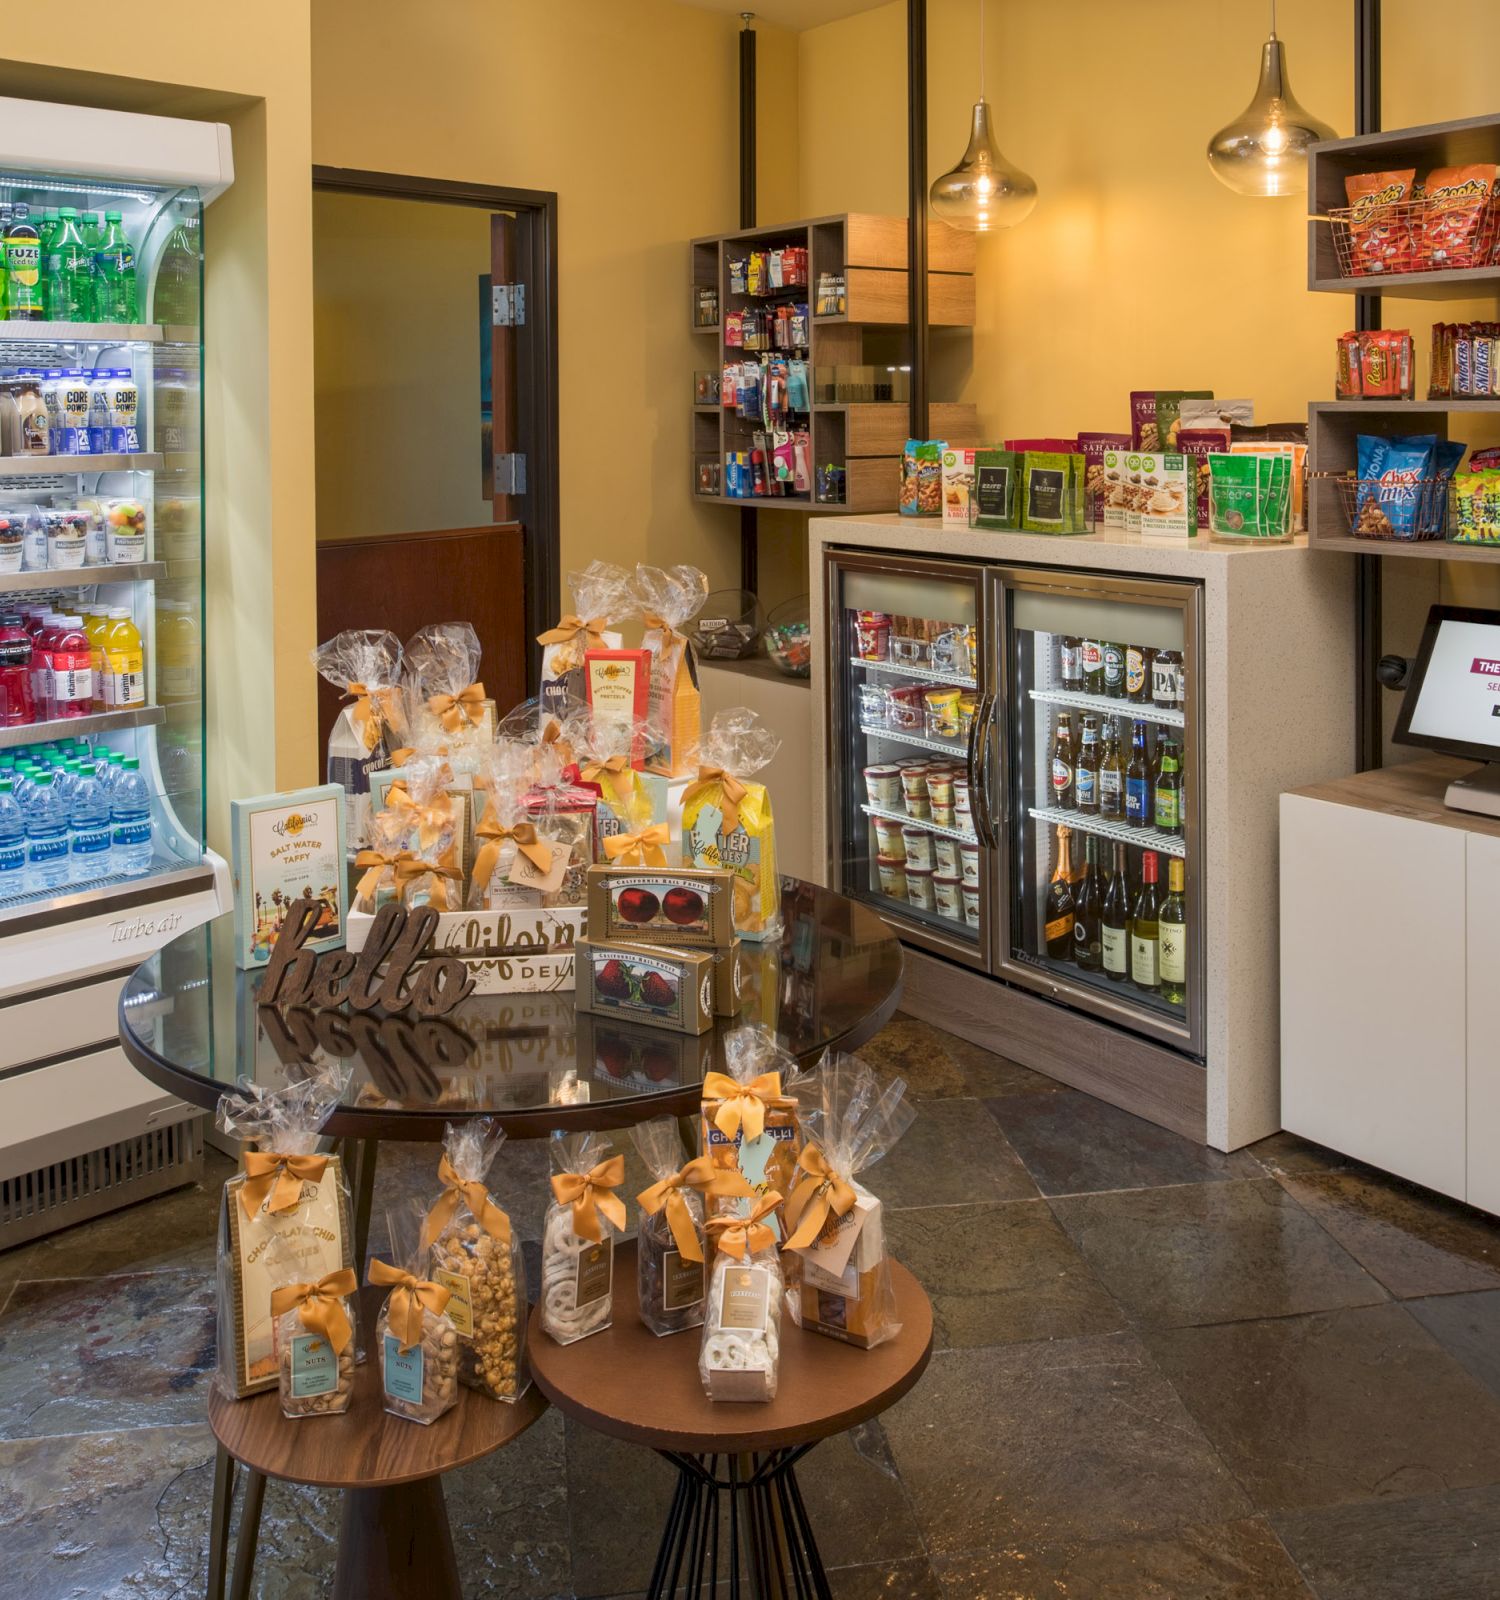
(575, 1237, 613, 1309)
(383, 1333, 425, 1404)
(719, 1264, 772, 1332)
(289, 1334, 338, 1398)
(662, 1248, 705, 1311)
(434, 1268, 474, 1337)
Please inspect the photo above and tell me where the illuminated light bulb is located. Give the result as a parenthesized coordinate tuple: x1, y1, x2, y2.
(930, 98, 1038, 233)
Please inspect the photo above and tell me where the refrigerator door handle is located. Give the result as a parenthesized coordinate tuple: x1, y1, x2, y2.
(973, 691, 999, 848)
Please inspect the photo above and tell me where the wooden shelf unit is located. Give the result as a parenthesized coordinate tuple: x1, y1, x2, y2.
(691, 213, 979, 516)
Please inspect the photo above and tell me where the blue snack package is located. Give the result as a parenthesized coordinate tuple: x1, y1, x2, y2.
(1357, 433, 1436, 537)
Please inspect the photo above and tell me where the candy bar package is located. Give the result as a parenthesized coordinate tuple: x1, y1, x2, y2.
(699, 1193, 785, 1402)
(536, 560, 633, 719)
(900, 439, 944, 516)
(311, 628, 405, 849)
(585, 862, 736, 946)
(542, 1131, 626, 1345)
(214, 1068, 353, 1400)
(267, 1239, 357, 1419)
(701, 1024, 802, 1241)
(371, 1205, 459, 1426)
(403, 622, 493, 760)
(634, 563, 709, 777)
(682, 708, 781, 940)
(784, 1052, 916, 1349)
(1343, 170, 1417, 276)
(1076, 433, 1130, 528)
(421, 1119, 529, 1402)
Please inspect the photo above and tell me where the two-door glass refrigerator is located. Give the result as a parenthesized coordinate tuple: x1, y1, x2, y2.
(827, 549, 1204, 1058)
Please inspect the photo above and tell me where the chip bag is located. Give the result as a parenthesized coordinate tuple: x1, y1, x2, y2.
(681, 708, 781, 939)
(1355, 433, 1436, 539)
(1343, 169, 1417, 276)
(1420, 165, 1499, 271)
(633, 563, 709, 778)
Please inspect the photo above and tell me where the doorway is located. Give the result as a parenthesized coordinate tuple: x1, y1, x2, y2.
(310, 166, 559, 755)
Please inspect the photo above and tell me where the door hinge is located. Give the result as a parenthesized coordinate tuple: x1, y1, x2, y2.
(491, 283, 526, 327)
(494, 452, 527, 495)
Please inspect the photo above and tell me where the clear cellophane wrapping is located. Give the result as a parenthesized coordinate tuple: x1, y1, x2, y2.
(375, 1201, 459, 1425)
(573, 707, 657, 856)
(541, 1131, 621, 1346)
(699, 1219, 783, 1402)
(538, 561, 636, 713)
(783, 1052, 915, 1350)
(682, 708, 782, 939)
(402, 621, 493, 761)
(632, 563, 709, 775)
(701, 1024, 801, 1236)
(265, 1231, 356, 1419)
(631, 1115, 707, 1337)
(388, 753, 464, 909)
(310, 628, 405, 847)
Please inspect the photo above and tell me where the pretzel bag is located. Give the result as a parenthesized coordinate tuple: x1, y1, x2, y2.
(372, 1202, 459, 1425)
(542, 1130, 626, 1345)
(784, 1052, 915, 1349)
(701, 1024, 801, 1241)
(699, 1190, 785, 1402)
(311, 628, 405, 848)
(682, 709, 781, 939)
(403, 621, 494, 758)
(214, 1068, 353, 1400)
(634, 562, 709, 778)
(422, 1118, 530, 1402)
(536, 560, 634, 719)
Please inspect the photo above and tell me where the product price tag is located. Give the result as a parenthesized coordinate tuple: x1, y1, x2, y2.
(575, 1237, 613, 1309)
(508, 844, 567, 895)
(719, 1264, 772, 1332)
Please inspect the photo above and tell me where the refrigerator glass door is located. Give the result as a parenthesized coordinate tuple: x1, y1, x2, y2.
(993, 567, 1204, 1054)
(826, 550, 991, 968)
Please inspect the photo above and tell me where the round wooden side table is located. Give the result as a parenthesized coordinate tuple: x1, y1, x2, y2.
(528, 1241, 933, 1599)
(206, 1286, 548, 1600)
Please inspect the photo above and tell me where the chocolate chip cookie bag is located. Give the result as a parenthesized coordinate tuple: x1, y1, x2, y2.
(784, 1052, 916, 1350)
(699, 1191, 786, 1402)
(371, 1202, 460, 1426)
(421, 1119, 530, 1402)
(265, 1233, 357, 1420)
(542, 1131, 627, 1345)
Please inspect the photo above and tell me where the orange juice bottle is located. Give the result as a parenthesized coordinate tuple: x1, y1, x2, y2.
(82, 609, 109, 712)
(102, 606, 144, 708)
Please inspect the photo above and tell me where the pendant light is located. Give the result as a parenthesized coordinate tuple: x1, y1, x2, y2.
(1207, 0, 1335, 198)
(928, 0, 1036, 233)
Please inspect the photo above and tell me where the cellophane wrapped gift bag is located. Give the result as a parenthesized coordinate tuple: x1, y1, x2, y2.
(420, 1119, 530, 1402)
(541, 1130, 626, 1345)
(351, 805, 409, 913)
(682, 709, 781, 939)
(700, 1023, 801, 1242)
(574, 708, 667, 862)
(699, 1191, 785, 1402)
(370, 1203, 460, 1425)
(266, 1234, 357, 1419)
(633, 562, 709, 778)
(310, 628, 405, 848)
(536, 560, 635, 718)
(783, 1052, 915, 1349)
(214, 1067, 353, 1400)
(403, 621, 494, 761)
(384, 754, 466, 908)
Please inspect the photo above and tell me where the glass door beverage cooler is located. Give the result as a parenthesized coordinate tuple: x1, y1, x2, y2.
(826, 552, 1204, 1058)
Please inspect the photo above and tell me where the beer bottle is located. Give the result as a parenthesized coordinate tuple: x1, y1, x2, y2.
(1102, 841, 1130, 983)
(1126, 642, 1153, 704)
(1043, 825, 1076, 962)
(1152, 648, 1183, 711)
(1073, 833, 1103, 971)
(1154, 735, 1183, 835)
(1099, 722, 1124, 819)
(1131, 849, 1161, 992)
(1125, 721, 1149, 828)
(1060, 635, 1082, 691)
(1050, 712, 1076, 811)
(1159, 856, 1187, 1008)
(1102, 641, 1126, 699)
(1076, 716, 1100, 813)
(1080, 639, 1104, 696)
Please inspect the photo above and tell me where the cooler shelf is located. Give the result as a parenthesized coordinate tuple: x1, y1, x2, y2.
(1027, 804, 1186, 859)
(861, 800, 976, 842)
(0, 704, 164, 750)
(1029, 687, 1185, 729)
(849, 655, 977, 689)
(0, 453, 163, 478)
(859, 721, 968, 758)
(0, 322, 162, 343)
(0, 561, 165, 592)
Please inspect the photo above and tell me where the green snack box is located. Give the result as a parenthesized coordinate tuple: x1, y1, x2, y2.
(972, 449, 1019, 529)
(1020, 451, 1086, 534)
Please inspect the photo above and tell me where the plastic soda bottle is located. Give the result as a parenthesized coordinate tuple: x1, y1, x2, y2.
(25, 769, 70, 888)
(49, 615, 92, 718)
(68, 758, 111, 882)
(46, 209, 93, 323)
(110, 755, 152, 876)
(0, 778, 26, 895)
(94, 212, 137, 323)
(4, 205, 44, 320)
(102, 607, 144, 708)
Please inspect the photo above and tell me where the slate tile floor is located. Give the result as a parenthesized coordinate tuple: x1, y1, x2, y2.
(4, 1014, 1500, 1599)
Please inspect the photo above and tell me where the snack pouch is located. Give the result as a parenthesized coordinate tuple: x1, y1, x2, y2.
(1455, 472, 1486, 542)
(371, 1203, 459, 1425)
(699, 1192, 785, 1402)
(972, 449, 1019, 529)
(1177, 429, 1228, 531)
(311, 629, 405, 850)
(402, 621, 493, 761)
(1356, 433, 1436, 538)
(542, 1131, 625, 1345)
(682, 708, 780, 939)
(536, 561, 633, 720)
(784, 1052, 916, 1350)
(1344, 170, 1416, 275)
(267, 1235, 357, 1420)
(1208, 453, 1264, 538)
(1421, 165, 1499, 271)
(421, 1119, 530, 1402)
(900, 439, 943, 516)
(633, 563, 709, 778)
(1077, 433, 1130, 528)
(1153, 391, 1213, 452)
(214, 1068, 353, 1400)
(701, 1024, 802, 1241)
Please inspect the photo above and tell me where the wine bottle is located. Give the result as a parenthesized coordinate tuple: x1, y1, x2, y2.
(1043, 825, 1075, 962)
(1131, 849, 1161, 993)
(1102, 841, 1130, 983)
(1073, 834, 1103, 971)
(1159, 856, 1187, 1008)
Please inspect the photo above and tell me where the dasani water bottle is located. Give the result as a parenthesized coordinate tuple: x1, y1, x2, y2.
(110, 755, 152, 876)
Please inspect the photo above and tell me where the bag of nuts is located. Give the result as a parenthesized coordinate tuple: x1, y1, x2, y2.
(699, 1191, 785, 1402)
(420, 1119, 530, 1403)
(267, 1244, 358, 1419)
(632, 1116, 753, 1338)
(542, 1131, 626, 1345)
(370, 1208, 460, 1425)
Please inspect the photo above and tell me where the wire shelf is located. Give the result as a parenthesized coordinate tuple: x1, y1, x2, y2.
(1322, 195, 1500, 280)
(1312, 471, 1454, 542)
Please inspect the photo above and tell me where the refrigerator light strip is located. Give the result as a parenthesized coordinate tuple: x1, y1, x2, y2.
(1027, 804, 1187, 858)
(848, 656, 977, 690)
(1028, 688, 1185, 729)
(859, 721, 969, 758)
(861, 801, 978, 843)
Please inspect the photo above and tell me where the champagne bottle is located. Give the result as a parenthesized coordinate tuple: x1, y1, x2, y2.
(1073, 833, 1103, 971)
(1102, 841, 1130, 983)
(1043, 825, 1075, 962)
(1159, 856, 1187, 1008)
(1131, 849, 1161, 993)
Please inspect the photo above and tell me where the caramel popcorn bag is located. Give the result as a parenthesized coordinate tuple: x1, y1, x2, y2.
(632, 562, 709, 778)
(700, 1024, 801, 1242)
(681, 709, 781, 940)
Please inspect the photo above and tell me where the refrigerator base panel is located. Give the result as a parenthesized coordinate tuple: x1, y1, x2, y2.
(900, 944, 1212, 1148)
(1017, 948, 1190, 1029)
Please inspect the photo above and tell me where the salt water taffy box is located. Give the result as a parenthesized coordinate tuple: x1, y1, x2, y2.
(230, 784, 347, 968)
(681, 709, 781, 941)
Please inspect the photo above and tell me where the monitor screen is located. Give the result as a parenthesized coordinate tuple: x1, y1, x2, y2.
(1394, 605, 1500, 763)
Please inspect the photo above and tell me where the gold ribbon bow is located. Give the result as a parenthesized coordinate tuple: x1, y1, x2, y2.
(682, 764, 750, 837)
(781, 1144, 858, 1251)
(701, 1070, 786, 1144)
(637, 1155, 753, 1264)
(269, 1267, 358, 1357)
(704, 1190, 783, 1261)
(580, 755, 636, 807)
(537, 613, 609, 672)
(385, 780, 454, 854)
(238, 1151, 330, 1220)
(354, 846, 407, 905)
(369, 1259, 453, 1353)
(428, 682, 487, 734)
(549, 1155, 628, 1243)
(472, 815, 553, 896)
(394, 854, 463, 910)
(602, 822, 670, 868)
(539, 719, 575, 770)
(420, 1154, 513, 1252)
(343, 682, 404, 754)
(641, 611, 685, 647)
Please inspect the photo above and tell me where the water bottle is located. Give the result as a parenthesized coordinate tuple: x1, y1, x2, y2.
(110, 754, 152, 877)
(0, 778, 26, 897)
(68, 761, 111, 883)
(25, 770, 70, 889)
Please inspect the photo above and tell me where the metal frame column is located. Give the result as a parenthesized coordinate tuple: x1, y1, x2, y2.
(1354, 0, 1383, 770)
(907, 0, 930, 439)
(739, 13, 759, 595)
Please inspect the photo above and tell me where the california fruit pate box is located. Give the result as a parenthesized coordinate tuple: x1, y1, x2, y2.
(584, 864, 736, 947)
(574, 936, 715, 1035)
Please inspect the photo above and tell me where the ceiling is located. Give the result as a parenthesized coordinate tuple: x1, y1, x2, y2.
(678, 0, 893, 32)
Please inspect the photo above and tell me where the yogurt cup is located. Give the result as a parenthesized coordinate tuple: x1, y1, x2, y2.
(906, 865, 936, 910)
(933, 835, 960, 876)
(877, 855, 907, 899)
(934, 872, 964, 920)
(960, 842, 981, 887)
(902, 826, 934, 870)
(873, 816, 906, 857)
(962, 885, 981, 926)
(864, 764, 901, 808)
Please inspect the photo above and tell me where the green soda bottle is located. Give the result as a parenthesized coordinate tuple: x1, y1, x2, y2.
(48, 209, 93, 323)
(38, 209, 59, 314)
(94, 212, 136, 323)
(4, 206, 44, 321)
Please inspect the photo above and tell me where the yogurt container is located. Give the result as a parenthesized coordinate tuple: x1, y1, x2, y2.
(934, 872, 964, 921)
(933, 835, 960, 876)
(902, 825, 934, 870)
(864, 764, 901, 808)
(876, 855, 907, 900)
(905, 865, 935, 911)
(960, 842, 981, 887)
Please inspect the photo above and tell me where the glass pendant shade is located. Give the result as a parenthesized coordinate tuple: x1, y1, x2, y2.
(1207, 34, 1335, 197)
(930, 99, 1037, 232)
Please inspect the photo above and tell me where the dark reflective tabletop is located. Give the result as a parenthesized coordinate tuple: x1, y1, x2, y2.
(118, 877, 904, 1140)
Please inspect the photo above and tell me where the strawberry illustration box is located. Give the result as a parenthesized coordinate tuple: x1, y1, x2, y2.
(573, 935, 716, 1035)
